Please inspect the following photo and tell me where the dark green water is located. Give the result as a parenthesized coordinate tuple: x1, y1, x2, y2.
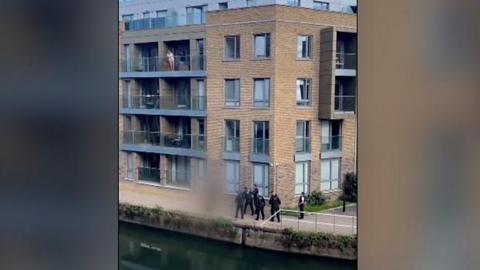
(119, 222, 356, 270)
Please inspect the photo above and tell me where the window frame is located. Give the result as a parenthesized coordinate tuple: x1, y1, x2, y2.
(224, 35, 241, 60)
(225, 120, 240, 152)
(253, 78, 270, 107)
(218, 2, 228, 10)
(253, 33, 271, 59)
(297, 35, 312, 59)
(295, 161, 310, 195)
(296, 120, 311, 153)
(313, 1, 330, 11)
(320, 158, 341, 192)
(224, 79, 241, 107)
(296, 78, 312, 106)
(225, 160, 240, 194)
(253, 163, 269, 197)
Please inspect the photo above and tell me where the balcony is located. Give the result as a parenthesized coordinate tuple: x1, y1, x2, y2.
(121, 131, 206, 158)
(336, 52, 357, 70)
(138, 167, 161, 184)
(121, 94, 206, 116)
(250, 138, 270, 163)
(123, 13, 206, 32)
(120, 55, 206, 78)
(321, 135, 342, 152)
(334, 95, 356, 113)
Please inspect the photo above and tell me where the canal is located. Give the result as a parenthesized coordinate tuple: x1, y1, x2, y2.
(119, 222, 357, 270)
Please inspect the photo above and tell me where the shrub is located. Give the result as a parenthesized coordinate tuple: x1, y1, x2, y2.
(281, 228, 357, 254)
(342, 172, 357, 202)
(306, 191, 326, 206)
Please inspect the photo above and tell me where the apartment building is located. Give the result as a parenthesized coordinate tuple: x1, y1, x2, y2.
(119, 1, 357, 207)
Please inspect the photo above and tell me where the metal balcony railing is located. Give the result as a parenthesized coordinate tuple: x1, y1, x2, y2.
(334, 95, 356, 112)
(122, 94, 206, 111)
(224, 136, 240, 152)
(336, 52, 357, 69)
(122, 54, 205, 72)
(252, 138, 270, 156)
(123, 13, 206, 31)
(122, 131, 206, 151)
(321, 135, 342, 152)
(295, 137, 311, 153)
(138, 167, 161, 183)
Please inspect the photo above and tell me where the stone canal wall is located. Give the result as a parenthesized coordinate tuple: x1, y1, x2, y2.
(119, 203, 356, 260)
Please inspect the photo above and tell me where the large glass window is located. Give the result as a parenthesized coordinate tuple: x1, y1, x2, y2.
(225, 161, 240, 193)
(297, 35, 312, 59)
(321, 120, 342, 151)
(296, 120, 311, 153)
(253, 121, 269, 155)
(225, 35, 241, 59)
(187, 6, 206, 24)
(295, 162, 310, 194)
(296, 79, 311, 106)
(126, 153, 134, 180)
(321, 159, 340, 191)
(254, 33, 271, 58)
(218, 2, 228, 10)
(288, 0, 301, 7)
(253, 78, 270, 107)
(253, 163, 269, 197)
(225, 79, 240, 106)
(225, 120, 240, 152)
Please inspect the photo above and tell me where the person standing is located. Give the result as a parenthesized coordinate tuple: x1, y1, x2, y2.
(235, 191, 245, 219)
(255, 195, 265, 221)
(269, 193, 282, 222)
(166, 50, 175, 70)
(298, 192, 306, 219)
(253, 184, 259, 213)
(243, 187, 255, 216)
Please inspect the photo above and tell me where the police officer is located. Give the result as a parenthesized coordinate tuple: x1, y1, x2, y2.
(269, 193, 282, 222)
(255, 195, 266, 221)
(235, 191, 245, 219)
(298, 192, 306, 219)
(243, 187, 255, 216)
(252, 184, 259, 212)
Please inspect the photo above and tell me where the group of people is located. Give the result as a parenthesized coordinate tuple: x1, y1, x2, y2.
(234, 185, 283, 223)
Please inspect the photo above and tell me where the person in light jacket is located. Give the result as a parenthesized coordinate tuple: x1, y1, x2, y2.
(298, 192, 306, 219)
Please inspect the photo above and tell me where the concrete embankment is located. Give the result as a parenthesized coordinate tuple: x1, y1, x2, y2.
(119, 203, 357, 260)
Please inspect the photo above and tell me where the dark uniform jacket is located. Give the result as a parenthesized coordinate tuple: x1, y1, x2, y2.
(269, 195, 281, 210)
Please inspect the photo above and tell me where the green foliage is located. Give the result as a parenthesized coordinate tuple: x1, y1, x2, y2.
(306, 191, 326, 206)
(342, 172, 357, 202)
(119, 203, 238, 239)
(281, 228, 357, 254)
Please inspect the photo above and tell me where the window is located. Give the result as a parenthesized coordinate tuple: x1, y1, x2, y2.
(321, 159, 340, 191)
(187, 6, 206, 24)
(288, 0, 301, 7)
(225, 120, 240, 152)
(313, 1, 330, 11)
(297, 35, 312, 59)
(122, 14, 134, 21)
(253, 163, 269, 197)
(296, 79, 311, 106)
(225, 79, 240, 106)
(253, 78, 270, 107)
(246, 0, 256, 7)
(321, 120, 342, 151)
(143, 11, 150, 19)
(253, 121, 269, 155)
(253, 33, 271, 58)
(296, 121, 311, 153)
(156, 10, 167, 18)
(295, 162, 310, 194)
(126, 153, 134, 180)
(218, 2, 228, 10)
(225, 161, 240, 193)
(225, 35, 241, 59)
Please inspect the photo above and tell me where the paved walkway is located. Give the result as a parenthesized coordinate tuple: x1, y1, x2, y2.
(120, 181, 357, 235)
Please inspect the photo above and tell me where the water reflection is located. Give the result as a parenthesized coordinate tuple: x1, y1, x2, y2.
(119, 222, 356, 270)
